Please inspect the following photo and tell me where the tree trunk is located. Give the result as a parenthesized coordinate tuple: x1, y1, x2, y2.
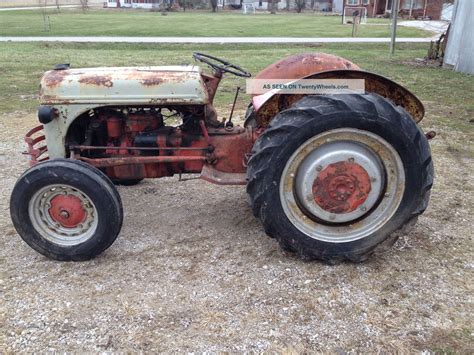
(295, 0, 304, 13)
(79, 0, 88, 12)
(270, 0, 277, 14)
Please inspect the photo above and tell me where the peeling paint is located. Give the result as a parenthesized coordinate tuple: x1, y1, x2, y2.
(78, 75, 113, 88)
(140, 77, 163, 86)
(39, 66, 209, 105)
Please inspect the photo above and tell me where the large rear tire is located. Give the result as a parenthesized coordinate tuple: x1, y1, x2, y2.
(10, 159, 123, 261)
(246, 94, 433, 262)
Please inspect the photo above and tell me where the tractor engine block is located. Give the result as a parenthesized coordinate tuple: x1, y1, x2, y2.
(75, 108, 259, 183)
(99, 109, 164, 155)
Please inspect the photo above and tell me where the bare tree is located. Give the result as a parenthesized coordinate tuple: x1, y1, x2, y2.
(79, 0, 89, 12)
(179, 0, 188, 11)
(294, 0, 304, 13)
(39, 0, 51, 31)
(285, 0, 290, 11)
(210, 0, 218, 12)
(55, 0, 60, 12)
(269, 0, 277, 14)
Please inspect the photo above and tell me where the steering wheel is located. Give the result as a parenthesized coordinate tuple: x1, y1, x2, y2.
(193, 52, 251, 78)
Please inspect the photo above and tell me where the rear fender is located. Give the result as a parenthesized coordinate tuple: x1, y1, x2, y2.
(253, 69, 424, 127)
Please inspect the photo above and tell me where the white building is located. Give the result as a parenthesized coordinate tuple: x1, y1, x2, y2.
(106, 0, 155, 9)
(105, 0, 338, 11)
(220, 0, 337, 11)
(443, 0, 474, 75)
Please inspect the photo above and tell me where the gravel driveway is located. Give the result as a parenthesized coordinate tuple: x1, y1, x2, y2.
(0, 110, 472, 352)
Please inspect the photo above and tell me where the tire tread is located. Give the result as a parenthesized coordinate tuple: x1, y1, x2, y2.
(247, 93, 433, 262)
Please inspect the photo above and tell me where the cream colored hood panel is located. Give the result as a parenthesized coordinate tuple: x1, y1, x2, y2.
(40, 66, 209, 105)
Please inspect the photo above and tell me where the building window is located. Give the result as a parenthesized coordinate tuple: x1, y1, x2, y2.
(401, 0, 423, 9)
(347, 0, 360, 5)
(362, 0, 369, 4)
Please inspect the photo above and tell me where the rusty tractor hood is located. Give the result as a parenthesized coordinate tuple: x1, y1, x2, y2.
(40, 66, 209, 105)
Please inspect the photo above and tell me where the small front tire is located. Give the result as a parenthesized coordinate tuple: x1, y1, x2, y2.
(10, 159, 124, 261)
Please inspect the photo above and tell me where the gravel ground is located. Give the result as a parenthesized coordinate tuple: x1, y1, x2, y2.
(0, 109, 472, 352)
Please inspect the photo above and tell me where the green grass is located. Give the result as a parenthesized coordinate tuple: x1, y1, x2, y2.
(0, 9, 434, 38)
(0, 42, 472, 132)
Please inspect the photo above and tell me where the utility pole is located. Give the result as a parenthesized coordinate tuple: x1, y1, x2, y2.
(390, 0, 399, 55)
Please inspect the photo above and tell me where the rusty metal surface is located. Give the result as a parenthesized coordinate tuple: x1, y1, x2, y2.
(24, 125, 48, 166)
(201, 72, 222, 103)
(48, 194, 87, 228)
(78, 155, 207, 168)
(313, 161, 372, 214)
(78, 75, 114, 88)
(279, 128, 405, 243)
(254, 52, 360, 82)
(70, 116, 259, 182)
(40, 66, 209, 105)
(72, 145, 208, 152)
(254, 69, 425, 126)
(200, 165, 247, 185)
(312, 70, 425, 121)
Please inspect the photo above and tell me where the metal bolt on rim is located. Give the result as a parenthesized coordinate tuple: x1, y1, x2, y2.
(28, 184, 98, 246)
(279, 128, 405, 243)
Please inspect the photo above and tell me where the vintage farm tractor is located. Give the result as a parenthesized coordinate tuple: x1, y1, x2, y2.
(10, 52, 434, 262)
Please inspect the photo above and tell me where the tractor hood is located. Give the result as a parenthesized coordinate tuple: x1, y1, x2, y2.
(39, 66, 209, 105)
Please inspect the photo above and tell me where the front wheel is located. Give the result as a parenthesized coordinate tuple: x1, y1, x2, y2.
(10, 159, 123, 261)
(247, 94, 433, 262)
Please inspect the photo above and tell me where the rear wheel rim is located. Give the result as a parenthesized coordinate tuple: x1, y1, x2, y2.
(279, 128, 405, 243)
(28, 184, 98, 246)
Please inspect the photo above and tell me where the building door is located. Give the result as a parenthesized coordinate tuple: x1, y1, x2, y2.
(374, 0, 386, 15)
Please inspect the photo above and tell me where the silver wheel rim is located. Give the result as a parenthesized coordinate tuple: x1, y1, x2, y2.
(279, 128, 405, 243)
(28, 184, 98, 246)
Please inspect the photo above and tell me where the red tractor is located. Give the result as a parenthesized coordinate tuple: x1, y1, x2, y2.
(10, 52, 433, 262)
